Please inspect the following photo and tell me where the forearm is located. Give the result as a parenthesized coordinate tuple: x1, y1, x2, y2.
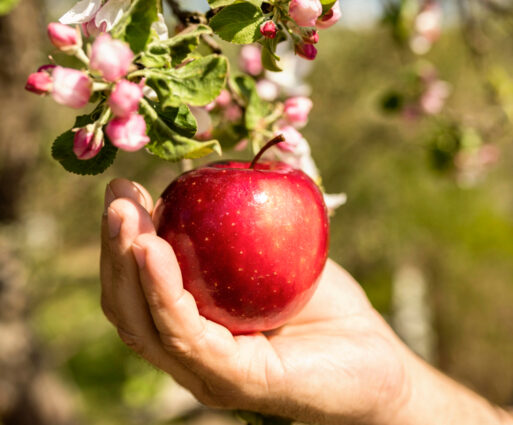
(389, 349, 513, 425)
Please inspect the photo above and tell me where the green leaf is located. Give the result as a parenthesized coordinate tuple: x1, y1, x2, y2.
(232, 74, 270, 130)
(145, 55, 228, 107)
(137, 44, 171, 68)
(140, 99, 221, 162)
(51, 115, 118, 176)
(162, 25, 213, 66)
(260, 37, 282, 72)
(155, 103, 198, 138)
(0, 0, 20, 15)
(208, 0, 236, 7)
(111, 0, 158, 53)
(320, 0, 336, 13)
(209, 2, 265, 44)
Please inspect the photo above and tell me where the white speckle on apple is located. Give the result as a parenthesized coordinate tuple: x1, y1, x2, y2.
(253, 192, 268, 204)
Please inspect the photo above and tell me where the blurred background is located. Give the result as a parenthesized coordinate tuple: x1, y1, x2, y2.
(1, 0, 513, 424)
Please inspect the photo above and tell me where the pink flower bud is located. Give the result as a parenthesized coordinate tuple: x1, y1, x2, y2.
(73, 126, 104, 160)
(284, 96, 313, 127)
(106, 114, 150, 152)
(303, 29, 319, 44)
(260, 20, 277, 39)
(51, 66, 91, 109)
(216, 89, 232, 108)
(316, 1, 341, 29)
(90, 34, 134, 82)
(256, 79, 279, 101)
(276, 125, 306, 152)
(223, 104, 242, 122)
(25, 71, 53, 95)
(239, 45, 263, 76)
(108, 80, 143, 118)
(47, 23, 81, 51)
(289, 0, 323, 27)
(294, 42, 317, 60)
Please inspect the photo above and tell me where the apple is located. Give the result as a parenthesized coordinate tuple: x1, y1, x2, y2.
(153, 138, 329, 334)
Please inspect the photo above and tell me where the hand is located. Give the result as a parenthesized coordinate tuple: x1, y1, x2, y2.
(100, 178, 409, 425)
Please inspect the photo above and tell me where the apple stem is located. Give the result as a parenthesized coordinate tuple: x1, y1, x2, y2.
(249, 134, 286, 169)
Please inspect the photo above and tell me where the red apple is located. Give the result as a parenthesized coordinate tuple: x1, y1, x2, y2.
(153, 151, 329, 334)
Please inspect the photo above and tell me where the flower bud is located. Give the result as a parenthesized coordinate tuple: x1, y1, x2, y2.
(289, 0, 323, 27)
(73, 125, 104, 160)
(90, 34, 134, 82)
(316, 1, 341, 29)
(256, 79, 279, 101)
(260, 20, 277, 39)
(303, 29, 319, 44)
(47, 23, 81, 52)
(25, 71, 53, 95)
(223, 104, 243, 122)
(108, 80, 143, 118)
(294, 42, 317, 60)
(275, 125, 306, 152)
(216, 89, 232, 108)
(51, 66, 91, 109)
(284, 96, 313, 127)
(239, 45, 263, 76)
(106, 113, 150, 152)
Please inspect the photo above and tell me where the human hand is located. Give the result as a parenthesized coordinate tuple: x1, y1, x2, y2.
(100, 178, 411, 425)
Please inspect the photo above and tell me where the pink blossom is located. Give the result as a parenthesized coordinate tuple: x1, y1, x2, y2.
(275, 125, 306, 152)
(260, 21, 277, 39)
(47, 23, 81, 51)
(295, 42, 317, 60)
(223, 104, 242, 122)
(316, 0, 341, 29)
(256, 79, 279, 101)
(420, 80, 450, 115)
(216, 89, 232, 108)
(108, 80, 143, 118)
(90, 34, 134, 82)
(284, 96, 313, 128)
(51, 66, 91, 108)
(106, 114, 150, 151)
(73, 126, 103, 159)
(81, 18, 107, 38)
(289, 0, 323, 27)
(25, 72, 53, 95)
(239, 45, 263, 76)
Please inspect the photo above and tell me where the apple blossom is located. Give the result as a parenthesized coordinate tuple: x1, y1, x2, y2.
(276, 125, 307, 153)
(239, 45, 263, 76)
(223, 104, 243, 122)
(295, 42, 318, 60)
(60, 0, 129, 33)
(215, 90, 232, 108)
(420, 80, 451, 115)
(284, 96, 313, 127)
(289, 0, 323, 27)
(106, 114, 150, 152)
(108, 80, 144, 118)
(59, 0, 101, 25)
(51, 66, 91, 109)
(316, 1, 342, 29)
(260, 20, 277, 39)
(47, 23, 81, 52)
(89, 34, 134, 82)
(73, 126, 104, 160)
(25, 71, 52, 95)
(256, 79, 279, 101)
(410, 0, 442, 55)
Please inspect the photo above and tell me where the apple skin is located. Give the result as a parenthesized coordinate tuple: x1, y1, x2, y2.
(153, 160, 329, 334)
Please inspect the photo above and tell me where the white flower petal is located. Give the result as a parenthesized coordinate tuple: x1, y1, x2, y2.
(95, 0, 130, 32)
(59, 0, 102, 25)
(152, 13, 169, 40)
(324, 193, 347, 211)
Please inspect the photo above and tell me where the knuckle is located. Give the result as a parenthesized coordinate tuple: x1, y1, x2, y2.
(159, 333, 194, 359)
(117, 327, 146, 356)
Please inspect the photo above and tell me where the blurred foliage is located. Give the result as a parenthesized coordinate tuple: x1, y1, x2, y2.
(5, 2, 513, 424)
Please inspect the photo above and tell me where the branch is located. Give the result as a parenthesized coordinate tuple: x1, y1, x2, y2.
(165, 0, 205, 25)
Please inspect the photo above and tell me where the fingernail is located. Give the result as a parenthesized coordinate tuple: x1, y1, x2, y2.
(104, 183, 116, 216)
(132, 243, 146, 268)
(107, 207, 121, 238)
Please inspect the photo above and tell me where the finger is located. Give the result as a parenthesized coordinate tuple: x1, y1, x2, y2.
(131, 234, 239, 372)
(107, 199, 206, 393)
(101, 179, 153, 323)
